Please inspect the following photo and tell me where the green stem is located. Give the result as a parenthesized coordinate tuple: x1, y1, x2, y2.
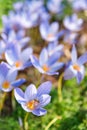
(58, 73, 63, 102)
(45, 116, 62, 130)
(24, 113, 29, 130)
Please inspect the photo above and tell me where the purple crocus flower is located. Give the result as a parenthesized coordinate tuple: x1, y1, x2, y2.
(47, 41, 64, 56)
(0, 62, 25, 92)
(14, 81, 52, 116)
(64, 45, 87, 83)
(64, 31, 78, 44)
(47, 0, 63, 14)
(40, 22, 59, 42)
(63, 13, 83, 32)
(72, 0, 87, 11)
(30, 47, 64, 75)
(5, 43, 33, 70)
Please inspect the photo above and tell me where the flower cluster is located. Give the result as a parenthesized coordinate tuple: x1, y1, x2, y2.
(0, 0, 87, 117)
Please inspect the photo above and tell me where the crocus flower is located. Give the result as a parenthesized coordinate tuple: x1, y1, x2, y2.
(47, 41, 64, 56)
(0, 62, 25, 92)
(63, 13, 83, 32)
(14, 81, 52, 116)
(64, 45, 87, 83)
(47, 0, 63, 14)
(40, 22, 59, 42)
(72, 0, 87, 11)
(30, 47, 64, 75)
(64, 31, 78, 44)
(5, 43, 33, 70)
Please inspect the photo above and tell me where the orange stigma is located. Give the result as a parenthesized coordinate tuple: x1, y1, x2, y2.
(26, 100, 39, 110)
(2, 81, 10, 89)
(15, 61, 22, 68)
(42, 64, 49, 72)
(73, 64, 81, 71)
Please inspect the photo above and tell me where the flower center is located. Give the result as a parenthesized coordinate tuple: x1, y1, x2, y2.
(15, 61, 22, 68)
(42, 64, 49, 72)
(73, 64, 81, 71)
(26, 100, 39, 110)
(47, 33, 54, 39)
(2, 81, 10, 89)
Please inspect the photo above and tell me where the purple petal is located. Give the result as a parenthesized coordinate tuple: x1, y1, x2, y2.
(6, 69, 18, 82)
(64, 67, 75, 80)
(46, 71, 59, 75)
(14, 88, 25, 104)
(30, 55, 45, 73)
(21, 47, 33, 63)
(0, 62, 10, 77)
(32, 108, 47, 116)
(37, 81, 52, 97)
(77, 52, 87, 65)
(76, 65, 85, 83)
(39, 22, 48, 40)
(11, 78, 26, 87)
(47, 52, 62, 66)
(49, 22, 59, 34)
(39, 48, 48, 66)
(49, 62, 64, 72)
(39, 94, 51, 107)
(71, 44, 77, 64)
(5, 44, 20, 65)
(24, 84, 37, 102)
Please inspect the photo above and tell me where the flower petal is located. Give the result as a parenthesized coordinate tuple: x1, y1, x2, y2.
(77, 52, 87, 65)
(6, 69, 18, 82)
(21, 47, 33, 63)
(11, 78, 26, 87)
(24, 84, 37, 102)
(5, 44, 20, 65)
(47, 52, 62, 66)
(64, 67, 75, 80)
(76, 65, 85, 84)
(49, 62, 64, 72)
(30, 55, 45, 73)
(39, 94, 51, 107)
(32, 108, 47, 116)
(37, 81, 52, 97)
(39, 48, 48, 66)
(71, 44, 77, 64)
(14, 88, 25, 104)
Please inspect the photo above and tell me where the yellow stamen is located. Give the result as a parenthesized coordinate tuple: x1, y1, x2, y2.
(2, 81, 10, 89)
(42, 64, 49, 72)
(73, 64, 81, 71)
(26, 100, 39, 110)
(15, 61, 22, 68)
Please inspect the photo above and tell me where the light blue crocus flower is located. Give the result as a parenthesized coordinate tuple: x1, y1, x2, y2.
(72, 0, 87, 11)
(47, 0, 63, 14)
(64, 45, 87, 83)
(40, 22, 59, 42)
(5, 43, 33, 70)
(0, 62, 26, 92)
(64, 31, 78, 44)
(30, 47, 64, 75)
(14, 81, 52, 116)
(63, 13, 83, 32)
(47, 41, 64, 56)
